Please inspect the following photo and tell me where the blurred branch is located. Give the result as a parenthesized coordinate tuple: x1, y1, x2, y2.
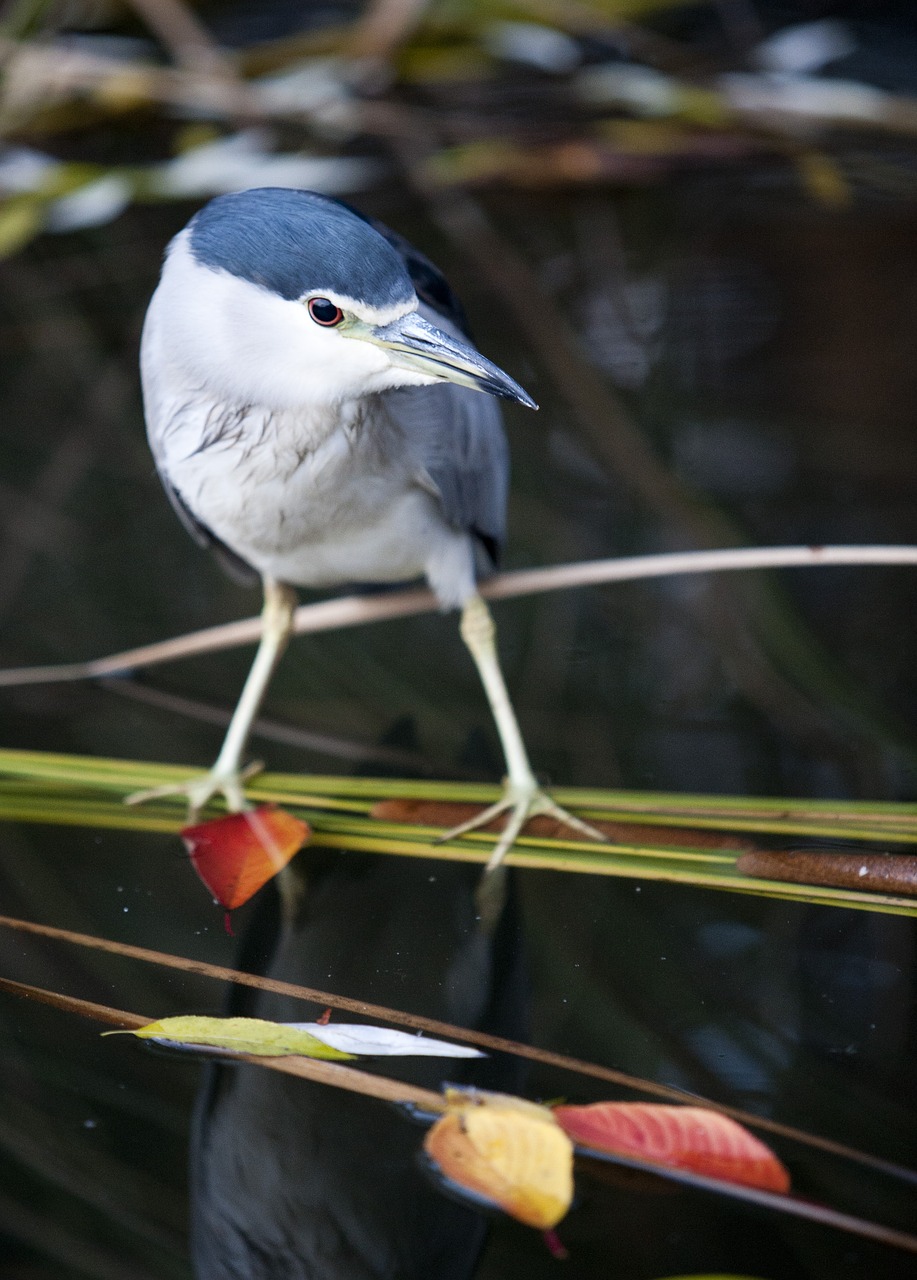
(121, 0, 226, 73)
(5, 14, 917, 158)
(97, 676, 472, 776)
(1, 545, 915, 687)
(0, 35, 262, 125)
(345, 0, 430, 63)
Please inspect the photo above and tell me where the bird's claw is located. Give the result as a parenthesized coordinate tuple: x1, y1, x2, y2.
(124, 760, 264, 822)
(438, 780, 606, 873)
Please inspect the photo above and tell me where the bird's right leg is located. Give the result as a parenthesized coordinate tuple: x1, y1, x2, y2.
(440, 595, 606, 871)
(126, 578, 298, 820)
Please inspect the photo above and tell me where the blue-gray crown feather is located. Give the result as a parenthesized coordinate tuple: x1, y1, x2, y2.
(188, 188, 417, 308)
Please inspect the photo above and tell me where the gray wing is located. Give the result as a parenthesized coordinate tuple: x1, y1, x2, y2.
(384, 380, 509, 567)
(159, 469, 260, 586)
(362, 220, 510, 566)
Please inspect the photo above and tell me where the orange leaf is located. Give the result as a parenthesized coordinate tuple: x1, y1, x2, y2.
(181, 805, 309, 909)
(553, 1103, 790, 1194)
(424, 1099, 573, 1229)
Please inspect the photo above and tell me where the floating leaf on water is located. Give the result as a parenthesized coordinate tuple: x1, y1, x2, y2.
(109, 1015, 353, 1059)
(442, 1087, 556, 1120)
(553, 1102, 790, 1194)
(286, 1023, 484, 1058)
(424, 1094, 573, 1229)
(181, 804, 309, 909)
(109, 1015, 481, 1061)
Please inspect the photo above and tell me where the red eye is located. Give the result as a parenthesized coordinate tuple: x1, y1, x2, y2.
(308, 297, 344, 326)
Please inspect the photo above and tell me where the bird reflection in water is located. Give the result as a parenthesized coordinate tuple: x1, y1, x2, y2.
(191, 852, 526, 1279)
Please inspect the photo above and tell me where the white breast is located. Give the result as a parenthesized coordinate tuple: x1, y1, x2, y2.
(142, 346, 475, 607)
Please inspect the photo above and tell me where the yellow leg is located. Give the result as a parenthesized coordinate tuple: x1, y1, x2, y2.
(126, 579, 298, 819)
(442, 595, 605, 871)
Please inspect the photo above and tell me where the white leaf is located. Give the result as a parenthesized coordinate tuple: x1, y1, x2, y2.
(288, 1023, 485, 1058)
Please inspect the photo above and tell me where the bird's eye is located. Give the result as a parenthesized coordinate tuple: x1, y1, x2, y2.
(308, 297, 344, 327)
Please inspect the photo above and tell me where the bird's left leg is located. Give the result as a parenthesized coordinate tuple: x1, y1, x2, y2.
(126, 578, 298, 819)
(442, 595, 605, 871)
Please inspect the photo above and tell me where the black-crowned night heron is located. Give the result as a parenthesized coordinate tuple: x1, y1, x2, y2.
(130, 187, 602, 867)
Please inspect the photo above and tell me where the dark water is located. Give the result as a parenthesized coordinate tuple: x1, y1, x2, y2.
(1, 171, 916, 1278)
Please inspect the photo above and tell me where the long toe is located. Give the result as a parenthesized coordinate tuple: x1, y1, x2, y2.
(437, 782, 606, 872)
(529, 794, 606, 845)
(124, 763, 260, 821)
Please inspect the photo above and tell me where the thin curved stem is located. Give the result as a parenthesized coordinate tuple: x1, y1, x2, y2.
(1, 544, 916, 688)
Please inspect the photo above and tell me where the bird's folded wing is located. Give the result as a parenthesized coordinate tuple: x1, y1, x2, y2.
(386, 382, 509, 567)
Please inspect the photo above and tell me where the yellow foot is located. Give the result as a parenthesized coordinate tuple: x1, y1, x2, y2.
(438, 779, 606, 873)
(124, 761, 263, 822)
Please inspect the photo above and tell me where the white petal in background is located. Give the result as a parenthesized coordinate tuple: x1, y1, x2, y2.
(46, 174, 132, 232)
(0, 146, 58, 194)
(484, 22, 581, 76)
(754, 20, 855, 75)
(152, 130, 381, 198)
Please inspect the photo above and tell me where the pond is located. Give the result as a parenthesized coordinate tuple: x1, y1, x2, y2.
(1, 48, 916, 1280)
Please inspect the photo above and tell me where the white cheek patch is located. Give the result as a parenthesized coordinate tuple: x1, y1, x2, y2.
(153, 234, 417, 408)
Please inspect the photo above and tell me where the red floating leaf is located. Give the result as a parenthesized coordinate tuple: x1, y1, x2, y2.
(181, 805, 310, 910)
(553, 1102, 790, 1194)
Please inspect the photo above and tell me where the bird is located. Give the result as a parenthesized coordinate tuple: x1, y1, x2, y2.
(129, 186, 603, 868)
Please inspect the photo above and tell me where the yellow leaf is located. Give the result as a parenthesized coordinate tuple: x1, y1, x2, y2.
(117, 1015, 354, 1059)
(443, 1086, 555, 1121)
(425, 1094, 573, 1229)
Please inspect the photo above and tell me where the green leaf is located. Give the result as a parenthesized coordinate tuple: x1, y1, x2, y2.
(112, 1015, 355, 1060)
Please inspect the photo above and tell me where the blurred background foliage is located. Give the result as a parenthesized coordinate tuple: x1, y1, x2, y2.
(1, 0, 917, 1277)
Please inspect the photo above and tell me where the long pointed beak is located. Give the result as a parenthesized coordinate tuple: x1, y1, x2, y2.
(351, 312, 538, 409)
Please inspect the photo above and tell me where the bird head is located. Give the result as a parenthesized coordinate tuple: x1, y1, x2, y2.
(147, 188, 536, 412)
